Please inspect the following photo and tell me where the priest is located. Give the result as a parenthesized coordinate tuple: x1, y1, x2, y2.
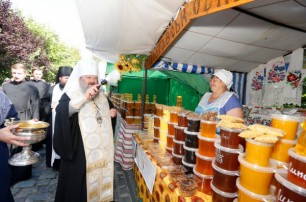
(42, 66, 73, 169)
(53, 59, 114, 202)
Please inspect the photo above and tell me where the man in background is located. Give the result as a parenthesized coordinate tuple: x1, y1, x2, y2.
(2, 63, 40, 185)
(42, 66, 73, 169)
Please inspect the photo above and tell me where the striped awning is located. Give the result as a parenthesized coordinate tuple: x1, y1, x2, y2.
(153, 60, 247, 104)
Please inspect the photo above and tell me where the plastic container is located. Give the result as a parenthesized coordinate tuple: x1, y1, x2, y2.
(173, 139, 185, 156)
(287, 148, 306, 188)
(174, 125, 186, 141)
(160, 117, 168, 131)
(178, 177, 198, 197)
(165, 146, 173, 154)
(187, 116, 201, 132)
(215, 140, 243, 171)
(219, 127, 244, 149)
(154, 115, 161, 127)
(238, 154, 275, 195)
(245, 138, 274, 166)
(200, 120, 217, 138)
(183, 144, 197, 164)
(271, 114, 300, 140)
(184, 129, 199, 148)
(295, 120, 306, 156)
(126, 116, 134, 124)
(178, 112, 189, 127)
(159, 130, 167, 144)
(271, 138, 297, 163)
(182, 158, 196, 174)
(195, 151, 214, 175)
(153, 126, 160, 138)
(212, 161, 239, 193)
(211, 181, 237, 202)
(170, 111, 178, 123)
(198, 134, 216, 157)
(275, 169, 306, 201)
(193, 168, 213, 195)
(166, 134, 174, 148)
(236, 178, 275, 202)
(167, 121, 176, 136)
(172, 152, 183, 165)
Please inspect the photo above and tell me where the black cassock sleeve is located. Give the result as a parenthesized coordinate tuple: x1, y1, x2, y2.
(53, 93, 81, 162)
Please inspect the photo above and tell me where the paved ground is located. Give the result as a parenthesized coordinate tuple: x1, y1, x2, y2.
(11, 146, 137, 202)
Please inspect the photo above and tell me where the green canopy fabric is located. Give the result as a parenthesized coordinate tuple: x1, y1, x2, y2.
(106, 63, 210, 111)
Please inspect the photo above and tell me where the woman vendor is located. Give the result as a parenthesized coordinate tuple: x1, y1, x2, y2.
(195, 69, 243, 118)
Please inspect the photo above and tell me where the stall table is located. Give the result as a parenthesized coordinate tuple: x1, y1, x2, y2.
(133, 138, 212, 202)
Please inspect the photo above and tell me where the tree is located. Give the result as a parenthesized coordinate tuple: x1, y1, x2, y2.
(26, 18, 80, 82)
(0, 0, 80, 83)
(0, 0, 50, 81)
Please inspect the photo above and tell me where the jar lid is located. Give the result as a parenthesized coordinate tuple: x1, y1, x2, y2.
(238, 154, 275, 173)
(193, 167, 213, 179)
(214, 140, 244, 153)
(182, 158, 196, 168)
(246, 138, 274, 147)
(210, 181, 237, 198)
(288, 148, 306, 163)
(195, 151, 215, 161)
(271, 114, 301, 122)
(212, 160, 239, 176)
(174, 125, 187, 130)
(183, 144, 198, 152)
(173, 139, 184, 144)
(197, 134, 217, 142)
(172, 152, 184, 158)
(200, 119, 217, 124)
(236, 178, 276, 200)
(184, 128, 199, 136)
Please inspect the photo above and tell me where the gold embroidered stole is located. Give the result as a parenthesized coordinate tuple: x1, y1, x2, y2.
(78, 93, 114, 202)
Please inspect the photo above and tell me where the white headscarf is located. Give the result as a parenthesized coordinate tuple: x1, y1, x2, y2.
(64, 59, 99, 98)
(213, 69, 233, 90)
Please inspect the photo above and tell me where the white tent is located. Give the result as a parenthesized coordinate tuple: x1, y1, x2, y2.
(76, 0, 306, 73)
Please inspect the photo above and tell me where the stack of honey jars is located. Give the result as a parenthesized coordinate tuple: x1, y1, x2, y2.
(182, 112, 200, 174)
(193, 117, 218, 195)
(237, 138, 276, 202)
(273, 120, 306, 201)
(153, 105, 162, 143)
(172, 109, 189, 165)
(166, 107, 181, 154)
(270, 114, 300, 168)
(211, 125, 245, 201)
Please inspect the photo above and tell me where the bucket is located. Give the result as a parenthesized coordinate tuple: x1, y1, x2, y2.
(184, 129, 199, 148)
(236, 178, 275, 202)
(271, 114, 300, 140)
(214, 140, 243, 171)
(245, 138, 274, 166)
(275, 169, 306, 201)
(195, 151, 214, 175)
(200, 120, 217, 138)
(238, 154, 275, 195)
(287, 148, 306, 188)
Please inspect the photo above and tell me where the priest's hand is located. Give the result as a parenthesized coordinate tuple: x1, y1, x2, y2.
(0, 125, 30, 146)
(85, 84, 100, 100)
(110, 108, 117, 118)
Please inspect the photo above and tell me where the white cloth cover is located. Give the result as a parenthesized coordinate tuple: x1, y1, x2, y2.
(283, 48, 304, 105)
(246, 64, 265, 107)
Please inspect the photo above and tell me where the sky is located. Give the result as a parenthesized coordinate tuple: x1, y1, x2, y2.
(10, 0, 90, 57)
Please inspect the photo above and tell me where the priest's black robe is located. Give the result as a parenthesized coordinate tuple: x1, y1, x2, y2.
(53, 93, 87, 202)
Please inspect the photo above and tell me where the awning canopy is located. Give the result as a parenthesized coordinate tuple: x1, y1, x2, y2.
(76, 0, 306, 72)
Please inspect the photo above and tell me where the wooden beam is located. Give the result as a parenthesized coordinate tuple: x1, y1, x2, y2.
(145, 0, 255, 68)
